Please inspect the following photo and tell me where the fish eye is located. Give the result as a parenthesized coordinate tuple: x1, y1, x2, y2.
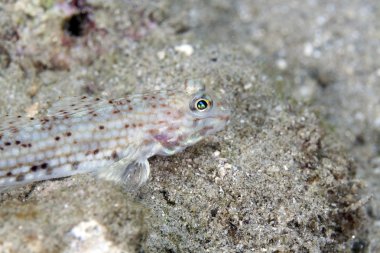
(195, 99, 209, 111)
(191, 95, 213, 112)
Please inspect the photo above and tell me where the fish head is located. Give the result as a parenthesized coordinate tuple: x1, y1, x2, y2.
(152, 81, 231, 155)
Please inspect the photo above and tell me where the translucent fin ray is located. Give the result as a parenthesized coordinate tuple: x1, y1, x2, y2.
(97, 157, 151, 191)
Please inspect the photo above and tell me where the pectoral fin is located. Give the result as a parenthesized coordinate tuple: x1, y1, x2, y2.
(97, 157, 151, 190)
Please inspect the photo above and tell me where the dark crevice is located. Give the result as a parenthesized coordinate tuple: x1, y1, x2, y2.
(62, 12, 91, 37)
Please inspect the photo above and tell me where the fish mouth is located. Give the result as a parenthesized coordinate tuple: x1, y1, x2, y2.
(208, 113, 231, 126)
(216, 114, 231, 123)
(199, 114, 230, 136)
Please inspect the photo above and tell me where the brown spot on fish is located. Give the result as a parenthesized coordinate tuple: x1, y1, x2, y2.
(200, 126, 214, 135)
(10, 127, 19, 133)
(142, 139, 151, 145)
(168, 126, 179, 131)
(148, 129, 159, 135)
(72, 162, 80, 170)
(40, 117, 50, 124)
(99, 125, 105, 130)
(111, 150, 118, 160)
(16, 174, 25, 182)
(30, 165, 39, 172)
(41, 163, 48, 169)
(173, 110, 184, 119)
(114, 100, 126, 106)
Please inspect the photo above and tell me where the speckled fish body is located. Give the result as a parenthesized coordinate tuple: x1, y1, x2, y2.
(0, 82, 230, 191)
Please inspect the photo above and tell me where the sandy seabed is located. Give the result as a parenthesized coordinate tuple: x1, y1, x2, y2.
(0, 0, 378, 252)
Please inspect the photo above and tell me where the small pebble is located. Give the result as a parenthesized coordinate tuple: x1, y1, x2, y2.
(276, 59, 287, 70)
(218, 167, 226, 178)
(174, 44, 194, 56)
(157, 50, 166, 60)
(243, 83, 252, 90)
(224, 163, 232, 169)
(303, 42, 314, 56)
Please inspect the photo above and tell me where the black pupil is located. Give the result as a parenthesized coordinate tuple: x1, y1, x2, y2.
(197, 100, 208, 110)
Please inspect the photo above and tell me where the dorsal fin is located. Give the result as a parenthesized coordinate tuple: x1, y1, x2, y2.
(0, 96, 111, 138)
(0, 114, 41, 141)
(47, 96, 111, 118)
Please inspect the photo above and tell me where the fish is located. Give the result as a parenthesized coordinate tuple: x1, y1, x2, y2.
(0, 81, 230, 192)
